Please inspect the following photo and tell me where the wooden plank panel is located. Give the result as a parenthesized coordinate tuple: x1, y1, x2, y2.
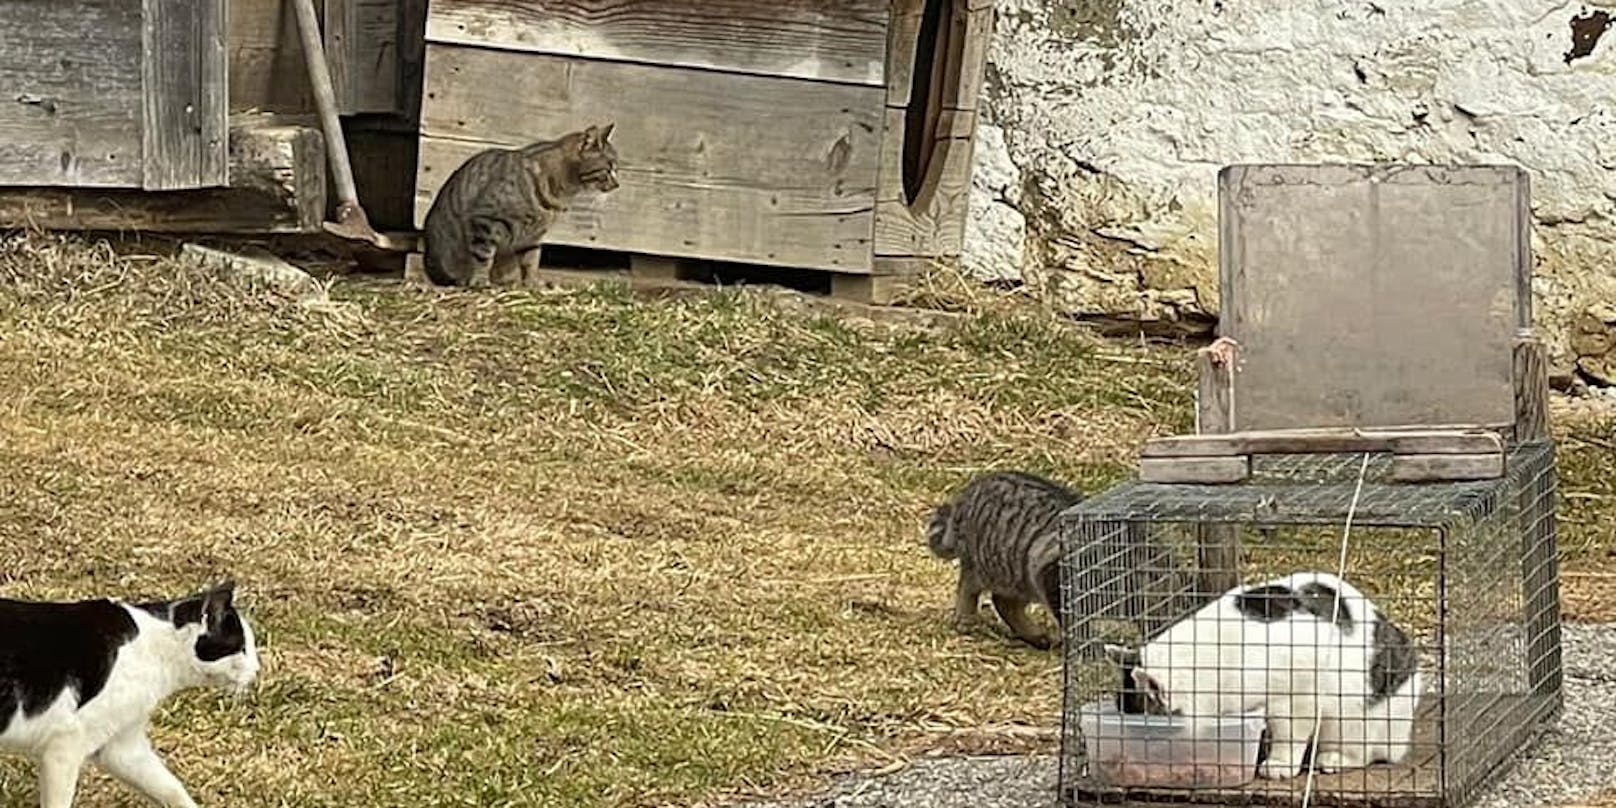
(425, 0, 889, 86)
(1138, 456, 1251, 484)
(941, 2, 993, 114)
(415, 45, 881, 272)
(1218, 165, 1524, 432)
(1141, 428, 1505, 459)
(1389, 452, 1505, 483)
(228, 0, 314, 114)
(143, 0, 230, 189)
(1513, 335, 1549, 443)
(0, 117, 325, 232)
(326, 0, 400, 114)
(872, 105, 974, 257)
(886, 0, 993, 115)
(0, 0, 144, 187)
(885, 0, 923, 109)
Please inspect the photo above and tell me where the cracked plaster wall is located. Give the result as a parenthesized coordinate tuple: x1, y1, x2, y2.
(963, 0, 1616, 384)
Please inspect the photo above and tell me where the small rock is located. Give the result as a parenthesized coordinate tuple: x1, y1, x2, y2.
(1573, 304, 1616, 386)
(180, 243, 327, 303)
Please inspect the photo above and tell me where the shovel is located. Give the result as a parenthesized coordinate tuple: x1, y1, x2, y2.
(290, 0, 413, 251)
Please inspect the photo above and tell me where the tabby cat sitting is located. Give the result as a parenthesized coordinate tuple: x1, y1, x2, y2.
(423, 122, 621, 288)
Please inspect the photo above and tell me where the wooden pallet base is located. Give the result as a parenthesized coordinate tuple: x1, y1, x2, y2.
(400, 245, 926, 305)
(1137, 428, 1509, 484)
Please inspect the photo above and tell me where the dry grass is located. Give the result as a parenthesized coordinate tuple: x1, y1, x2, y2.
(0, 233, 1189, 807)
(1551, 404, 1616, 620)
(0, 232, 1611, 807)
(1563, 792, 1616, 808)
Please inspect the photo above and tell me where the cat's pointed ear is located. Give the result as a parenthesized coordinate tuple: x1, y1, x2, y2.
(599, 122, 615, 142)
(582, 124, 602, 147)
(202, 580, 236, 627)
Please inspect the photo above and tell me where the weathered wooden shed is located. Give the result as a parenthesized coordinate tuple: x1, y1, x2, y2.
(0, 0, 992, 303)
(414, 0, 993, 302)
(0, 0, 425, 234)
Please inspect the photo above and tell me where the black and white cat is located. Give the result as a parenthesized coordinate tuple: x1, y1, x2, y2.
(1106, 571, 1421, 779)
(0, 580, 261, 807)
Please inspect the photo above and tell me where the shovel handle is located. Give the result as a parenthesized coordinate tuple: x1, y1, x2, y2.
(290, 0, 361, 208)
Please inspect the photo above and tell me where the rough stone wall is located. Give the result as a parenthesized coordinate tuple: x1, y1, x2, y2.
(964, 0, 1616, 385)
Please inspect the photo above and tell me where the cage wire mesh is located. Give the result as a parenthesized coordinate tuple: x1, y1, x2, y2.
(1057, 443, 1561, 808)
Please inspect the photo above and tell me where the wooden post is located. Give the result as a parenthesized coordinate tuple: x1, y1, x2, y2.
(141, 0, 229, 189)
(1194, 338, 1242, 597)
(1513, 335, 1549, 444)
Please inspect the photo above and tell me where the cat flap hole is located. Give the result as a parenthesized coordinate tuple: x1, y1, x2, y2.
(900, 0, 967, 207)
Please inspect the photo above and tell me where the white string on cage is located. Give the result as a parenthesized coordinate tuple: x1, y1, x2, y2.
(1301, 450, 1372, 808)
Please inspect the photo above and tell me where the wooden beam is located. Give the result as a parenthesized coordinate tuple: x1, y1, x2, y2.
(1196, 339, 1236, 434)
(1139, 456, 1251, 485)
(1190, 337, 1244, 594)
(1513, 335, 1550, 444)
(415, 45, 882, 273)
(396, 0, 430, 121)
(0, 0, 145, 186)
(0, 116, 325, 233)
(872, 106, 974, 258)
(1142, 428, 1505, 459)
(425, 0, 889, 86)
(937, 0, 992, 114)
(831, 270, 904, 306)
(884, 0, 924, 109)
(1389, 452, 1505, 483)
(141, 0, 229, 189)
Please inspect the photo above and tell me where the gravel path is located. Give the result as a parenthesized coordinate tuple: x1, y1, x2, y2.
(735, 624, 1616, 808)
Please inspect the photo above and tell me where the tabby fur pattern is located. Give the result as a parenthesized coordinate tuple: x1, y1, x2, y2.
(423, 123, 620, 288)
(926, 471, 1086, 649)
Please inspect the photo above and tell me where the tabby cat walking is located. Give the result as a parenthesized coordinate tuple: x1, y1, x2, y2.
(422, 123, 621, 288)
(0, 581, 260, 808)
(926, 471, 1086, 649)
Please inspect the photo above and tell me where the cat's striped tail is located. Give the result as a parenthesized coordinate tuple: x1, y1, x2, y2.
(925, 503, 958, 559)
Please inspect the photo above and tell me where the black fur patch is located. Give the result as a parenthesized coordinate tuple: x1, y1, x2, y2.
(0, 598, 138, 721)
(1233, 582, 1355, 630)
(136, 583, 247, 663)
(1114, 662, 1172, 716)
(1368, 617, 1418, 705)
(1036, 559, 1065, 628)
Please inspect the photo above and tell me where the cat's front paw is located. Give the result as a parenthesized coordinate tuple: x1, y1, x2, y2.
(1312, 750, 1363, 774)
(1021, 634, 1056, 651)
(1257, 758, 1304, 780)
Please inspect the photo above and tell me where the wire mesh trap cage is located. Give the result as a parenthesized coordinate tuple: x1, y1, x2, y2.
(1054, 165, 1562, 808)
(1056, 448, 1561, 808)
